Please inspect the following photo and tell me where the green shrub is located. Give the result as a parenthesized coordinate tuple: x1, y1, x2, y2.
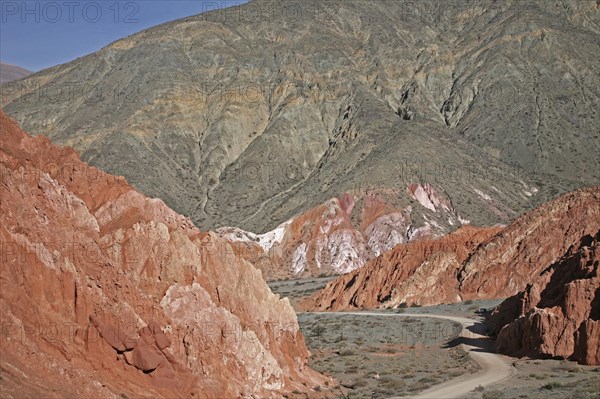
(541, 382, 563, 390)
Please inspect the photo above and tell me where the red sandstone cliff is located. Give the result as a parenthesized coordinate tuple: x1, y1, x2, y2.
(310, 186, 600, 311)
(491, 231, 599, 365)
(0, 112, 328, 398)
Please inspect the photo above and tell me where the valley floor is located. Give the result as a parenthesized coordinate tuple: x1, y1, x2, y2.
(297, 311, 478, 398)
(458, 358, 599, 399)
(270, 278, 600, 399)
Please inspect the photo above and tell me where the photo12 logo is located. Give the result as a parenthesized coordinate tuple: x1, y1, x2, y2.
(1, 1, 140, 24)
(199, 1, 342, 24)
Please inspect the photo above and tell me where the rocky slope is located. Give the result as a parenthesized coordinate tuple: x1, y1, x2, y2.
(218, 185, 469, 280)
(0, 112, 328, 398)
(310, 186, 600, 311)
(490, 231, 599, 365)
(3, 0, 598, 234)
(0, 62, 31, 83)
(309, 225, 501, 309)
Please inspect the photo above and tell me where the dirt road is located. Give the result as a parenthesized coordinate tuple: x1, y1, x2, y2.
(306, 311, 515, 399)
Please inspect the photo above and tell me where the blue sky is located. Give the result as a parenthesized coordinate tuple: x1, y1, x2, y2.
(1, 0, 248, 71)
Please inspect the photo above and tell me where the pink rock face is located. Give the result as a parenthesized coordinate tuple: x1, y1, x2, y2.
(309, 187, 600, 312)
(0, 112, 328, 398)
(219, 188, 470, 280)
(407, 183, 453, 213)
(492, 231, 600, 365)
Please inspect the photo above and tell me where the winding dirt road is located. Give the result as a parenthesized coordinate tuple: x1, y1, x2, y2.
(306, 311, 515, 399)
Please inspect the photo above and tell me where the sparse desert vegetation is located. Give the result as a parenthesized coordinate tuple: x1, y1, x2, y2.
(272, 279, 600, 399)
(296, 310, 475, 398)
(459, 360, 599, 399)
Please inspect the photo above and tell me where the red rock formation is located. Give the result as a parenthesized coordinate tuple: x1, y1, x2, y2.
(491, 231, 599, 365)
(0, 112, 328, 398)
(458, 187, 600, 300)
(310, 186, 600, 311)
(219, 187, 469, 280)
(308, 226, 501, 310)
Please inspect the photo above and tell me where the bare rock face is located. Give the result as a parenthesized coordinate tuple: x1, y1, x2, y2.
(0, 112, 328, 398)
(575, 320, 600, 366)
(218, 187, 469, 280)
(310, 186, 600, 311)
(458, 187, 600, 300)
(309, 226, 500, 310)
(491, 231, 599, 365)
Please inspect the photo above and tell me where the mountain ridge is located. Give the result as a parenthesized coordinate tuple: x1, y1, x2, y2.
(0, 62, 32, 83)
(2, 0, 598, 234)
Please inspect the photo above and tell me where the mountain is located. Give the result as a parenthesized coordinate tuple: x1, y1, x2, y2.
(0, 111, 328, 398)
(2, 0, 598, 235)
(0, 62, 32, 83)
(490, 231, 599, 365)
(218, 185, 470, 280)
(310, 186, 600, 310)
